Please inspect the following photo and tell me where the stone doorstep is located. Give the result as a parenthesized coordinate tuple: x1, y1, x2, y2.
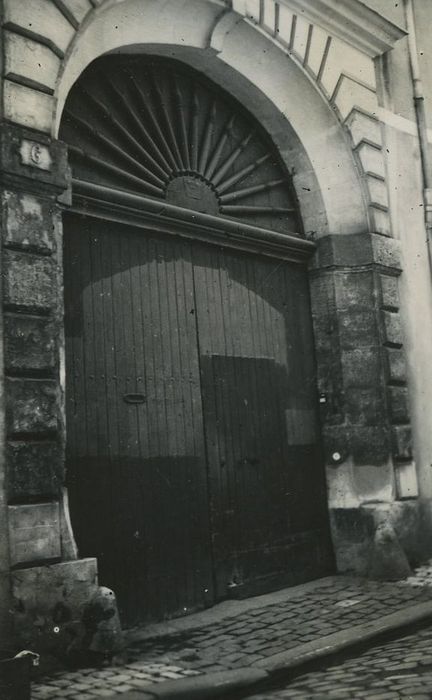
(112, 599, 432, 699)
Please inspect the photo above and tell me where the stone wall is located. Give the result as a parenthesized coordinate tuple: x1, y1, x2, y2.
(0, 121, 97, 650)
(310, 231, 420, 573)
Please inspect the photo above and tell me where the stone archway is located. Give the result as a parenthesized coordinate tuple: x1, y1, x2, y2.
(52, 0, 403, 577)
(2, 0, 416, 650)
(60, 52, 335, 624)
(53, 0, 370, 238)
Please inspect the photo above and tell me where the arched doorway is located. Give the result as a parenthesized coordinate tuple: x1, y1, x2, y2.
(61, 55, 333, 626)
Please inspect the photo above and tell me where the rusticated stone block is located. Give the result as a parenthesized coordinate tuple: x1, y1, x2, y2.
(322, 425, 351, 462)
(7, 441, 63, 501)
(4, 32, 61, 94)
(311, 233, 373, 269)
(370, 205, 392, 237)
(380, 274, 399, 311)
(338, 308, 378, 349)
(382, 310, 404, 347)
(385, 347, 407, 383)
(3, 80, 54, 133)
(309, 272, 337, 314)
(2, 190, 56, 252)
(341, 347, 381, 388)
(392, 425, 413, 460)
(351, 426, 391, 465)
(388, 386, 410, 424)
(8, 502, 61, 566)
(371, 232, 401, 269)
(3, 250, 56, 310)
(4, 314, 56, 373)
(6, 378, 57, 435)
(312, 233, 401, 271)
(334, 270, 376, 312)
(4, 0, 75, 55)
(345, 387, 386, 425)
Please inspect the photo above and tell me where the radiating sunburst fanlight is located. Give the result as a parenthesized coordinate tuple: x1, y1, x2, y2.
(61, 56, 301, 235)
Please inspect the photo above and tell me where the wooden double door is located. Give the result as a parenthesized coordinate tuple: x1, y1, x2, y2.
(65, 213, 333, 625)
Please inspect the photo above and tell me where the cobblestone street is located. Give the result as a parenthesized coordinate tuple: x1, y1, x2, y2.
(247, 624, 432, 699)
(31, 571, 432, 699)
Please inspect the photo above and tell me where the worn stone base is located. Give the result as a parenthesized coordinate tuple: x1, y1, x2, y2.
(11, 558, 98, 669)
(330, 500, 428, 577)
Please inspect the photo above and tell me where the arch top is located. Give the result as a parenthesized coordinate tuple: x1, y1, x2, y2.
(3, 0, 380, 235)
(60, 53, 302, 235)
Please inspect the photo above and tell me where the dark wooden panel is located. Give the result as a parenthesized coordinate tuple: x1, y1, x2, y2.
(64, 214, 214, 625)
(65, 210, 333, 624)
(193, 244, 333, 599)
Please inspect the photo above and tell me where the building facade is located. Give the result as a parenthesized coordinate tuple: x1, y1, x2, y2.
(1, 0, 432, 652)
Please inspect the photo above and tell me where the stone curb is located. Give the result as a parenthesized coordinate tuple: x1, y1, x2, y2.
(120, 668, 269, 699)
(110, 599, 432, 699)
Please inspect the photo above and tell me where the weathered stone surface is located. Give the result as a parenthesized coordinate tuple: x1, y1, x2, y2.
(354, 463, 395, 501)
(346, 108, 382, 149)
(382, 310, 404, 347)
(338, 308, 378, 348)
(3, 80, 54, 133)
(62, 0, 93, 23)
(2, 190, 56, 252)
(357, 142, 386, 178)
(312, 233, 373, 269)
(11, 558, 98, 664)
(0, 122, 69, 191)
(4, 31, 61, 93)
(6, 378, 57, 434)
(80, 587, 124, 657)
(334, 270, 376, 312)
(311, 233, 401, 271)
(368, 522, 412, 581)
(311, 265, 396, 469)
(367, 174, 389, 209)
(388, 386, 410, 424)
(380, 274, 400, 310)
(4, 314, 56, 373)
(345, 387, 386, 425)
(394, 461, 419, 500)
(351, 426, 390, 465)
(371, 233, 402, 270)
(392, 425, 413, 460)
(389, 500, 422, 562)
(4, 0, 76, 54)
(3, 250, 56, 310)
(370, 205, 392, 236)
(322, 426, 351, 461)
(385, 346, 407, 383)
(341, 347, 381, 388)
(7, 441, 63, 501)
(8, 502, 61, 566)
(329, 507, 374, 575)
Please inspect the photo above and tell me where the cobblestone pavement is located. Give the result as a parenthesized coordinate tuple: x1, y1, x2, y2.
(32, 662, 199, 699)
(32, 568, 432, 699)
(246, 624, 432, 699)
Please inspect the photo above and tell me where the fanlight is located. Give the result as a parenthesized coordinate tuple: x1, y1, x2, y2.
(61, 56, 301, 235)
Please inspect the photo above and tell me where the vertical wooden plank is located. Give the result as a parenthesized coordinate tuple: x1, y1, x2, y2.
(194, 241, 331, 599)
